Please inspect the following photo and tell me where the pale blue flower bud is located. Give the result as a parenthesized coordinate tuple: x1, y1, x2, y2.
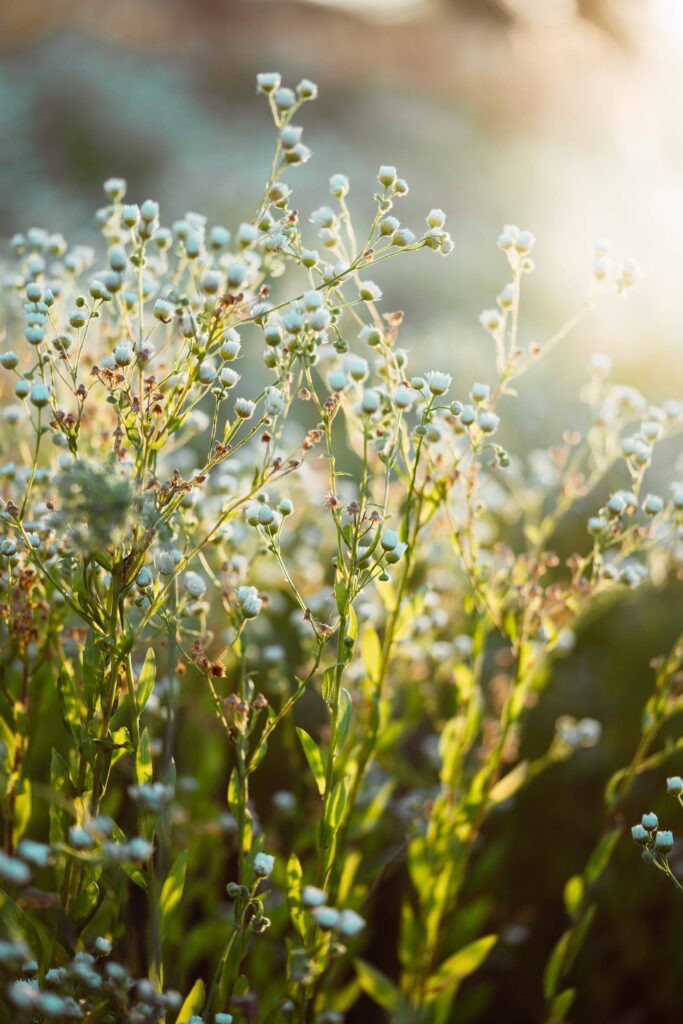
(328, 370, 348, 392)
(393, 386, 414, 410)
(329, 173, 350, 197)
(392, 228, 416, 247)
(274, 87, 296, 110)
(359, 281, 382, 302)
(253, 852, 275, 877)
(257, 72, 281, 94)
(198, 360, 218, 384)
(104, 177, 127, 200)
(122, 204, 140, 228)
(336, 909, 365, 937)
(237, 585, 262, 618)
(426, 208, 446, 228)
(425, 371, 451, 397)
(478, 411, 500, 434)
(667, 776, 683, 795)
(220, 367, 240, 389)
(381, 530, 399, 551)
(642, 812, 658, 830)
(655, 830, 674, 854)
(0, 351, 19, 369)
(235, 397, 256, 419)
(114, 342, 134, 367)
(140, 199, 159, 222)
(643, 494, 664, 516)
(361, 389, 380, 413)
(297, 78, 318, 100)
(30, 383, 50, 408)
(184, 572, 207, 598)
(378, 165, 397, 187)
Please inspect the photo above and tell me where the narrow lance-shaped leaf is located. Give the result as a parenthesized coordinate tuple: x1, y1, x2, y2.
(296, 727, 326, 796)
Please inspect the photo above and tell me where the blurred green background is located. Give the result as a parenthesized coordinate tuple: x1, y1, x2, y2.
(2, 1, 683, 1019)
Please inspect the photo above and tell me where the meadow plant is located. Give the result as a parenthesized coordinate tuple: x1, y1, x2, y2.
(0, 72, 682, 1023)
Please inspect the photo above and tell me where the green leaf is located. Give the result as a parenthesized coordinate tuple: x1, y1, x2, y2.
(136, 727, 153, 787)
(12, 778, 31, 846)
(335, 689, 352, 754)
(548, 987, 576, 1023)
(49, 748, 73, 846)
(361, 627, 382, 680)
(563, 875, 584, 919)
(489, 761, 530, 804)
(296, 727, 326, 797)
(327, 776, 348, 831)
(543, 906, 595, 1000)
(585, 829, 620, 886)
(160, 849, 188, 943)
(425, 935, 498, 998)
(334, 579, 348, 615)
(286, 852, 306, 939)
(137, 649, 156, 712)
(355, 959, 403, 1014)
(176, 978, 205, 1023)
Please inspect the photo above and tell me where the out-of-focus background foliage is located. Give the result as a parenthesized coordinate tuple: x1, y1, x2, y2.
(2, 1, 683, 1019)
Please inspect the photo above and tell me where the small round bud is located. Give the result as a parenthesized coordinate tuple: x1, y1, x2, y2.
(30, 383, 51, 408)
(257, 72, 281, 94)
(655, 830, 674, 854)
(667, 776, 683, 795)
(378, 165, 397, 187)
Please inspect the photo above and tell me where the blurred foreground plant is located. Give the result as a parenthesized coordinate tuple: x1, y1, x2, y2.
(0, 71, 681, 1024)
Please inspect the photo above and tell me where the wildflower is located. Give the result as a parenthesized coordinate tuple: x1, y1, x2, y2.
(642, 494, 664, 516)
(425, 371, 452, 397)
(302, 885, 327, 907)
(336, 909, 366, 937)
(329, 173, 350, 198)
(631, 824, 648, 844)
(392, 227, 416, 247)
(378, 165, 397, 187)
(220, 367, 240, 389)
(274, 87, 296, 111)
(297, 78, 318, 100)
(385, 541, 407, 565)
(16, 840, 50, 868)
(0, 351, 19, 368)
(361, 389, 380, 414)
(394, 386, 414, 410)
(29, 383, 50, 408)
(381, 529, 399, 551)
(328, 370, 348, 393)
(256, 72, 281, 94)
(655, 830, 674, 854)
(103, 177, 127, 200)
(312, 906, 340, 930)
(253, 852, 275, 877)
(0, 851, 31, 885)
(426, 208, 446, 228)
(237, 586, 262, 619)
(472, 382, 490, 403)
(642, 812, 658, 831)
(478, 411, 500, 434)
(667, 776, 683, 795)
(235, 397, 256, 419)
(359, 281, 382, 302)
(184, 572, 207, 598)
